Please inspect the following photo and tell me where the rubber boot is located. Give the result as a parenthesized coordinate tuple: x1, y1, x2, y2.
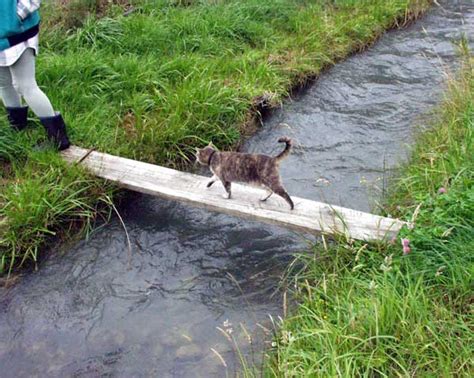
(6, 106, 28, 130)
(39, 112, 71, 151)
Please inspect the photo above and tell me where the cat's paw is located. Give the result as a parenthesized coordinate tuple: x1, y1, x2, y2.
(260, 193, 273, 202)
(222, 194, 231, 199)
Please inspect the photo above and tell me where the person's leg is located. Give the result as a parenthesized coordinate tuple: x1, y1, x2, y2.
(9, 48, 55, 118)
(10, 48, 70, 150)
(0, 65, 22, 107)
(0, 65, 29, 130)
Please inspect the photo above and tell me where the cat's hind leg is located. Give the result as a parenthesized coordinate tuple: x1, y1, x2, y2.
(274, 185, 294, 210)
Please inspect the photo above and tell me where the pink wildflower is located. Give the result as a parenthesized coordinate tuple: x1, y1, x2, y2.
(401, 238, 411, 255)
(438, 187, 447, 194)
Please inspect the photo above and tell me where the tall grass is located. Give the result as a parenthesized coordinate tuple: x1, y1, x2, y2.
(0, 142, 114, 273)
(265, 53, 473, 376)
(0, 0, 431, 274)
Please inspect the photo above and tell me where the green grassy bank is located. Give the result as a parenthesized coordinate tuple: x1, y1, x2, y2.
(0, 0, 430, 275)
(265, 53, 473, 376)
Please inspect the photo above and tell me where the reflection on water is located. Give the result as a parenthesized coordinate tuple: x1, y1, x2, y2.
(1, 1, 472, 376)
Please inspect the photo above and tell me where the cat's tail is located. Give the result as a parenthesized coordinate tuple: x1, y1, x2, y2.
(275, 137, 292, 161)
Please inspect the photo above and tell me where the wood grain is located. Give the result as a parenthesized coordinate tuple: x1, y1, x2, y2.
(62, 146, 407, 242)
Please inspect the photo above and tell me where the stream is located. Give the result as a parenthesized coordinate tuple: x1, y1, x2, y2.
(1, 1, 473, 377)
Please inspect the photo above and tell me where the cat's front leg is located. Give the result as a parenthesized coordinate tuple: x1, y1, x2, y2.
(260, 188, 273, 202)
(207, 175, 218, 188)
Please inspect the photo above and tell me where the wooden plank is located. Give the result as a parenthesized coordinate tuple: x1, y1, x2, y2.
(61, 146, 407, 242)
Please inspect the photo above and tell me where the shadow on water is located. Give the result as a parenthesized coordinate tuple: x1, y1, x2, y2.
(1, 1, 473, 376)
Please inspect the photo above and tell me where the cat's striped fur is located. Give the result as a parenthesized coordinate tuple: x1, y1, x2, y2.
(196, 137, 294, 209)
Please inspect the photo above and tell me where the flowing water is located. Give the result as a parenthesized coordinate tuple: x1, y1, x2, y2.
(1, 2, 473, 377)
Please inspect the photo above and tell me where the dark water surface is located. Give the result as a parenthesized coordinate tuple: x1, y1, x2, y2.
(1, 2, 473, 377)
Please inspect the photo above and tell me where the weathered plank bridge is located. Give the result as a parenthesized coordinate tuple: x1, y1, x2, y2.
(62, 146, 407, 242)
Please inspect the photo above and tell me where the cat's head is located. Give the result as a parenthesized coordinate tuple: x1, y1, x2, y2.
(195, 143, 216, 166)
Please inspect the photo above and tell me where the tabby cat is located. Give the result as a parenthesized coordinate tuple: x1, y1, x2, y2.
(195, 137, 294, 209)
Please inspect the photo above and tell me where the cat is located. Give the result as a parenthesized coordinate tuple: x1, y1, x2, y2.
(195, 137, 294, 210)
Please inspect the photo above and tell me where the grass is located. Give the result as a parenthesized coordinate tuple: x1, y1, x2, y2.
(0, 0, 431, 274)
(263, 51, 473, 376)
(0, 141, 114, 273)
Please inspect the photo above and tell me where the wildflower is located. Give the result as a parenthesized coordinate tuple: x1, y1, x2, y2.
(438, 187, 447, 194)
(380, 254, 393, 272)
(223, 319, 232, 328)
(368, 280, 378, 290)
(223, 319, 233, 335)
(401, 238, 411, 255)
